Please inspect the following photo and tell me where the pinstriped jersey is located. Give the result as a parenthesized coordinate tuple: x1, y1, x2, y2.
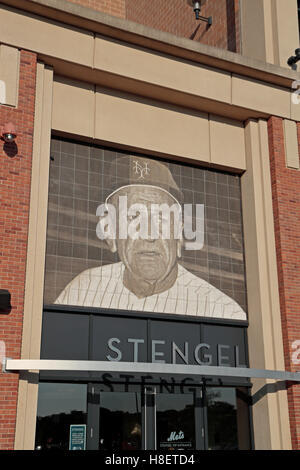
(55, 262, 247, 321)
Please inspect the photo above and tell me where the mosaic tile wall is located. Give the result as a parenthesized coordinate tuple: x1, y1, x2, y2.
(44, 137, 247, 315)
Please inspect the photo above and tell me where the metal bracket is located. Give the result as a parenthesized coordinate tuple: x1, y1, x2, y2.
(198, 15, 212, 26)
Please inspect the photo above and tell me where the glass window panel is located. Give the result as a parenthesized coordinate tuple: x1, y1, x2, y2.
(99, 392, 142, 451)
(206, 387, 251, 450)
(156, 393, 195, 451)
(35, 383, 87, 450)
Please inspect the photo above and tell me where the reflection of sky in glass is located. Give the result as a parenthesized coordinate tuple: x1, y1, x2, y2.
(207, 387, 236, 409)
(156, 393, 193, 412)
(100, 392, 141, 414)
(37, 383, 87, 417)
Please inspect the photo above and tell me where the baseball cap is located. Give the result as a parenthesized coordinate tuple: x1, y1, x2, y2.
(105, 155, 183, 205)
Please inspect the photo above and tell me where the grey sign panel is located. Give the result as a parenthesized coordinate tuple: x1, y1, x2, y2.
(91, 316, 148, 362)
(40, 310, 248, 385)
(41, 312, 89, 360)
(40, 311, 90, 380)
(149, 320, 201, 365)
(201, 324, 247, 368)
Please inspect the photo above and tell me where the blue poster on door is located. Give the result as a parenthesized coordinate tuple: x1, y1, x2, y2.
(69, 425, 86, 450)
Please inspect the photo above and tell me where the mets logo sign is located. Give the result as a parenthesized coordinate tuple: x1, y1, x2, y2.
(133, 161, 150, 179)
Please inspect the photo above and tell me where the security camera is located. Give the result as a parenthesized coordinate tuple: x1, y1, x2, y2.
(1, 122, 17, 143)
(287, 48, 300, 67)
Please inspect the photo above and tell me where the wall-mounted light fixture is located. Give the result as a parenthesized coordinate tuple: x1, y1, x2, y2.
(1, 122, 17, 143)
(287, 48, 300, 68)
(187, 0, 212, 25)
(0, 289, 11, 314)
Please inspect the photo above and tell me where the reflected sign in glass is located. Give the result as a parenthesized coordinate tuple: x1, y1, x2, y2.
(69, 424, 86, 450)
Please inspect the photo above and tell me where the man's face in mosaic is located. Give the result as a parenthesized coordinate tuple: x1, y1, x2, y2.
(107, 186, 182, 293)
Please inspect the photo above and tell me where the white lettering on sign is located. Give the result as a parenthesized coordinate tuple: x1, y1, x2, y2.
(292, 340, 300, 365)
(167, 431, 185, 442)
(106, 337, 245, 367)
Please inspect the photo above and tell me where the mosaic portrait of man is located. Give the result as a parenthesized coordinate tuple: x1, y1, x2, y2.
(54, 154, 247, 321)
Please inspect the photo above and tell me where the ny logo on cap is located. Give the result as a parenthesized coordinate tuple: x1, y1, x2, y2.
(133, 161, 150, 180)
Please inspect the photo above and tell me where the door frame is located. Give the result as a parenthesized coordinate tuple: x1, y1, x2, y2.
(86, 382, 205, 450)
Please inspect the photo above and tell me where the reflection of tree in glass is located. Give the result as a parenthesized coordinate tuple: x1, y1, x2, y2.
(35, 410, 87, 450)
(157, 404, 195, 450)
(207, 401, 238, 450)
(99, 408, 141, 451)
(206, 390, 221, 404)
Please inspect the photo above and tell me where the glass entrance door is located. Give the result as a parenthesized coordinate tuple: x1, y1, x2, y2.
(87, 385, 252, 450)
(87, 385, 202, 450)
(98, 392, 142, 451)
(156, 392, 198, 451)
(87, 386, 143, 450)
(205, 387, 252, 450)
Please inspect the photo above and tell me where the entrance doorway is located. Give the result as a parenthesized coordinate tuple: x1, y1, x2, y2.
(86, 384, 251, 450)
(87, 385, 200, 450)
(35, 382, 252, 450)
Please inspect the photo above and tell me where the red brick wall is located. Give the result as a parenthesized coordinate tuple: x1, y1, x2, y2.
(268, 116, 300, 450)
(67, 0, 126, 18)
(64, 0, 240, 52)
(0, 50, 37, 450)
(126, 0, 240, 52)
(126, 0, 240, 53)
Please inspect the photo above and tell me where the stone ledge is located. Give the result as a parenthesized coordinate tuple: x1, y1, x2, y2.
(1, 0, 299, 89)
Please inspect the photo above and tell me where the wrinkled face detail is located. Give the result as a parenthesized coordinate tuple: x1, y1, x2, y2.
(110, 186, 181, 282)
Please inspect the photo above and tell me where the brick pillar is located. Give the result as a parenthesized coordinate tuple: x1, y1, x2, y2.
(268, 116, 300, 450)
(0, 50, 37, 450)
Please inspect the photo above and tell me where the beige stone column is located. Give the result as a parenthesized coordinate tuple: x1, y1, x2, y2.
(14, 62, 53, 450)
(0, 43, 20, 106)
(241, 119, 291, 449)
(241, 0, 299, 68)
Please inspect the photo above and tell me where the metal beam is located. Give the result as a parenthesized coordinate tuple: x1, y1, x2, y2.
(3, 359, 300, 382)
